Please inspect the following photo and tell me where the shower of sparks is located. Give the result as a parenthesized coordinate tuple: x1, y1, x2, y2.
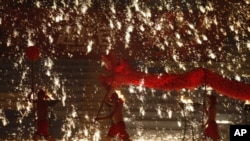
(128, 85, 136, 93)
(125, 25, 133, 48)
(93, 129, 101, 141)
(235, 75, 241, 81)
(177, 120, 182, 127)
(139, 107, 145, 116)
(61, 86, 67, 106)
(247, 41, 250, 50)
(156, 105, 163, 118)
(0, 109, 8, 126)
(167, 109, 172, 119)
(208, 50, 216, 59)
(1, 0, 249, 140)
(44, 57, 54, 69)
(71, 105, 78, 118)
(115, 89, 126, 101)
(27, 31, 35, 46)
(6, 38, 11, 46)
(53, 77, 61, 88)
(86, 40, 93, 54)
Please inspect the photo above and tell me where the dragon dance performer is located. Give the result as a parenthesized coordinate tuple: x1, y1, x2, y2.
(95, 87, 131, 141)
(203, 93, 220, 141)
(28, 88, 59, 141)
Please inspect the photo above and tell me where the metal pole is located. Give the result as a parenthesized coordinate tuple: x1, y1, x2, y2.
(95, 86, 112, 119)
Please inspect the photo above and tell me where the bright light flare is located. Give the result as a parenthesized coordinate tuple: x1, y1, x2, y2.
(180, 95, 193, 104)
(86, 40, 93, 54)
(139, 106, 145, 116)
(44, 57, 54, 69)
(128, 85, 136, 93)
(125, 25, 134, 48)
(53, 77, 61, 88)
(157, 105, 163, 118)
(0, 109, 9, 126)
(62, 87, 67, 106)
(115, 89, 126, 101)
(216, 120, 233, 124)
(245, 100, 250, 105)
(199, 5, 206, 13)
(167, 109, 172, 119)
(177, 120, 182, 127)
(71, 105, 77, 118)
(247, 41, 250, 50)
(93, 129, 101, 141)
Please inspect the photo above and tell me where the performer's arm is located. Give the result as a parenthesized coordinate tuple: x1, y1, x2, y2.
(104, 87, 115, 106)
(47, 100, 60, 106)
(95, 103, 117, 121)
(95, 113, 113, 120)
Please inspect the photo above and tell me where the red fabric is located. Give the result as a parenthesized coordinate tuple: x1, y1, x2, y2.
(204, 120, 220, 140)
(36, 119, 49, 137)
(25, 46, 40, 61)
(108, 121, 129, 140)
(99, 53, 250, 101)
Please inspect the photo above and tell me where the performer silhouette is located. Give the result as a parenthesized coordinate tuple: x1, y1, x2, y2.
(28, 88, 59, 141)
(95, 88, 131, 141)
(203, 93, 220, 141)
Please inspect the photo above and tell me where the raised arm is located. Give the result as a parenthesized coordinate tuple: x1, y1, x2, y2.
(95, 107, 117, 121)
(104, 87, 116, 106)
